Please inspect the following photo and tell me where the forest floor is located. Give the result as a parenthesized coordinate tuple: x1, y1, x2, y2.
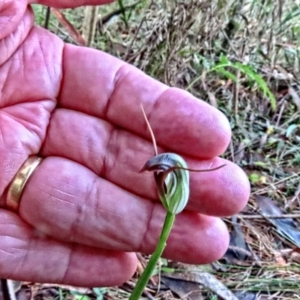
(28, 1, 300, 299)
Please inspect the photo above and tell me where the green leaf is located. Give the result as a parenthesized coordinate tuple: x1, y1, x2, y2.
(286, 124, 299, 137)
(249, 173, 259, 183)
(209, 56, 276, 110)
(214, 67, 238, 82)
(70, 291, 91, 300)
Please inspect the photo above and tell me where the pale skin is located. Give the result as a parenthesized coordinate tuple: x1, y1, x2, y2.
(0, 0, 250, 288)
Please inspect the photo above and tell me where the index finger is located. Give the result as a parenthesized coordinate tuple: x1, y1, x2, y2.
(59, 44, 231, 159)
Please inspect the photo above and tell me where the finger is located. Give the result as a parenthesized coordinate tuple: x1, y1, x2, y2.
(0, 0, 63, 196)
(41, 109, 249, 216)
(59, 45, 231, 158)
(0, 100, 56, 199)
(0, 0, 28, 49)
(1, 7, 63, 103)
(0, 210, 136, 287)
(29, 0, 114, 8)
(15, 157, 229, 264)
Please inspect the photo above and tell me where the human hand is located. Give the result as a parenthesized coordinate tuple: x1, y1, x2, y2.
(0, 0, 250, 287)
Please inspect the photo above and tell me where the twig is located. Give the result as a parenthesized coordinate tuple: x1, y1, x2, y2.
(285, 183, 300, 209)
(51, 8, 86, 46)
(252, 171, 300, 195)
(0, 280, 17, 300)
(44, 7, 51, 29)
(97, 1, 141, 27)
(124, 0, 154, 62)
(237, 213, 300, 219)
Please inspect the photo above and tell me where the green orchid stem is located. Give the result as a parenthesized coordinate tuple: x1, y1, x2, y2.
(129, 211, 176, 300)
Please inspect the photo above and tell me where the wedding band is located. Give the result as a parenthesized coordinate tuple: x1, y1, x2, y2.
(6, 156, 43, 211)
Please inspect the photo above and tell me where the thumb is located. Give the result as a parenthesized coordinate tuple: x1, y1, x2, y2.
(0, 0, 28, 41)
(0, 0, 32, 66)
(28, 0, 114, 8)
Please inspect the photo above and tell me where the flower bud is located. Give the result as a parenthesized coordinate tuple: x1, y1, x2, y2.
(140, 153, 190, 214)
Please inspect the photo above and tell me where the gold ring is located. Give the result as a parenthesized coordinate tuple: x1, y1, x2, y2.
(6, 156, 43, 211)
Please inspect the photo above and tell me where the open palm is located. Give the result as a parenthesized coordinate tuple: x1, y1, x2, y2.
(0, 0, 250, 287)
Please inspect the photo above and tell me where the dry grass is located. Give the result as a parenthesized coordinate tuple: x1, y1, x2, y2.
(30, 0, 300, 299)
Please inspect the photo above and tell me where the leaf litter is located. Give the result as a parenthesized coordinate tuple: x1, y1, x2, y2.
(15, 0, 300, 299)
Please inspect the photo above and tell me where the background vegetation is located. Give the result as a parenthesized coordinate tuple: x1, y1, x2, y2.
(29, 1, 300, 299)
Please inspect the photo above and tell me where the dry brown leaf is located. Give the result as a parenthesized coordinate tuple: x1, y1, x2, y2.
(163, 271, 238, 300)
(51, 8, 86, 46)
